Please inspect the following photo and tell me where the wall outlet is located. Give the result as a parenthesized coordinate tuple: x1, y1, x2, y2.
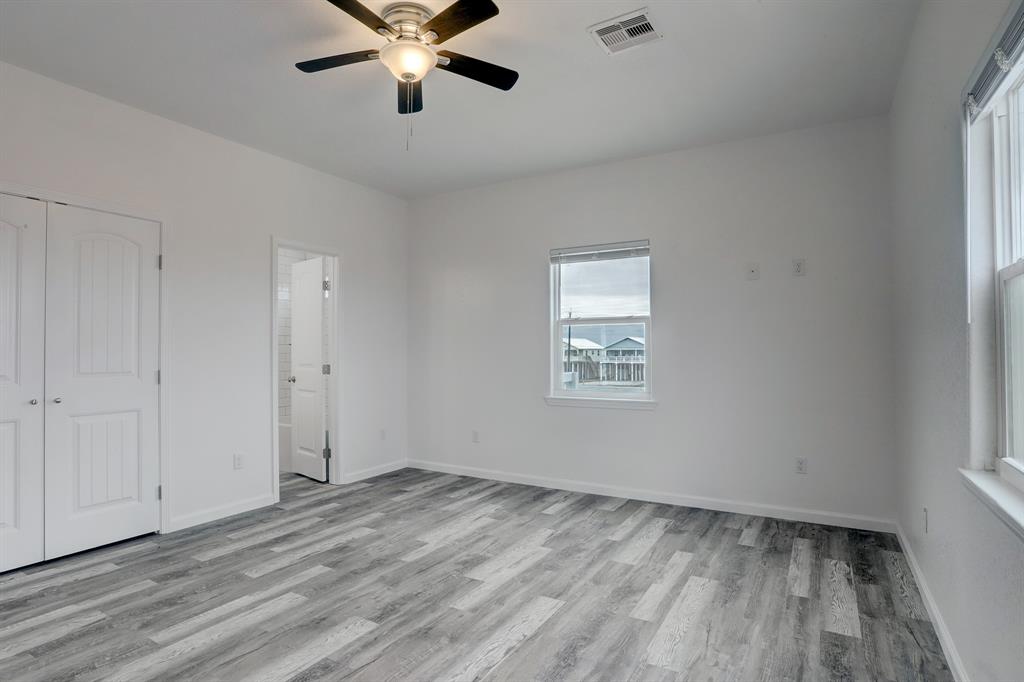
(745, 262, 761, 280)
(795, 457, 808, 475)
(471, 430, 480, 444)
(233, 453, 244, 470)
(792, 258, 807, 276)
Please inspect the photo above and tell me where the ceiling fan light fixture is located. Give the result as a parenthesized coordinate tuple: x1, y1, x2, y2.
(378, 39, 437, 82)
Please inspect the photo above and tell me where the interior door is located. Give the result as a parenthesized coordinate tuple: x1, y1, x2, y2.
(0, 194, 46, 572)
(44, 203, 161, 560)
(290, 257, 327, 482)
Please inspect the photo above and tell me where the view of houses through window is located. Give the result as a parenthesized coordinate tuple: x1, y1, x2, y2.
(563, 324, 645, 388)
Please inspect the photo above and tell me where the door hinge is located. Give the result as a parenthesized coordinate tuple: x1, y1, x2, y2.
(158, 254, 163, 270)
(322, 364, 331, 375)
(322, 279, 331, 293)
(323, 431, 332, 484)
(156, 369, 161, 385)
(157, 485, 163, 500)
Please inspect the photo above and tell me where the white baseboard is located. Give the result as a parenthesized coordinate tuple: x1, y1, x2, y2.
(341, 459, 408, 484)
(895, 525, 968, 682)
(406, 458, 896, 533)
(163, 494, 275, 534)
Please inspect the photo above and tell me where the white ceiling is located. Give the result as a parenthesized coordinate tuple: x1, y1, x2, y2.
(0, 0, 920, 198)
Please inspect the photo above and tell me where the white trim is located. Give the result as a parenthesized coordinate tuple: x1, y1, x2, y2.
(164, 494, 276, 534)
(894, 525, 970, 682)
(0, 180, 158, 224)
(406, 458, 896, 533)
(271, 238, 342, 495)
(1001, 454, 1024, 491)
(341, 459, 407, 484)
(544, 395, 657, 410)
(996, 260, 1024, 466)
(0, 180, 171, 535)
(960, 467, 1024, 542)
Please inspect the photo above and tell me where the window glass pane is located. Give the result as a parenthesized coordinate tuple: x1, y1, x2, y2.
(559, 323, 647, 395)
(558, 256, 650, 318)
(1006, 273, 1024, 461)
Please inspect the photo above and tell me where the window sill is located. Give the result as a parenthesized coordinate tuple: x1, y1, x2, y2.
(544, 395, 657, 410)
(959, 467, 1024, 543)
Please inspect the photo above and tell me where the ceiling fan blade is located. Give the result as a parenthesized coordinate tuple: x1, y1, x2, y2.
(420, 0, 499, 44)
(398, 80, 424, 114)
(436, 51, 518, 91)
(296, 50, 378, 73)
(324, 0, 397, 38)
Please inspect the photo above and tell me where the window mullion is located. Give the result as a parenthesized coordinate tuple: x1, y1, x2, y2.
(1012, 89, 1023, 262)
(558, 316, 650, 326)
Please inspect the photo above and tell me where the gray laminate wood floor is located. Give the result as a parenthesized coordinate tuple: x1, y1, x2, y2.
(0, 469, 951, 681)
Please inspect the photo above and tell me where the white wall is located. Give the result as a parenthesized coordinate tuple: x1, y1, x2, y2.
(0, 62, 409, 531)
(889, 1, 1024, 680)
(408, 116, 898, 528)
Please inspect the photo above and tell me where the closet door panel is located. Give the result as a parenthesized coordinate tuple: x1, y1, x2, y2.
(0, 194, 46, 572)
(44, 203, 160, 560)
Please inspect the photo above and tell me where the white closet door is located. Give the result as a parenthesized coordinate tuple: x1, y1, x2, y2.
(290, 257, 327, 482)
(0, 194, 46, 572)
(44, 203, 161, 559)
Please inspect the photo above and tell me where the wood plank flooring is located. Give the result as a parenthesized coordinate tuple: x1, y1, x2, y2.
(0, 469, 952, 681)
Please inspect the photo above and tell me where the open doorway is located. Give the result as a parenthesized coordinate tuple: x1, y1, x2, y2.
(273, 241, 339, 488)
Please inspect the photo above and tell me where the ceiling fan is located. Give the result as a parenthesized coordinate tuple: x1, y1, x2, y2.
(296, 0, 519, 114)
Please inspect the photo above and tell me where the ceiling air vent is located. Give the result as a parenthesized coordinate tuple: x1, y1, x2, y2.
(588, 8, 662, 55)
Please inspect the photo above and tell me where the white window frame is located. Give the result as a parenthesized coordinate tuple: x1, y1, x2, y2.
(547, 240, 655, 408)
(996, 260, 1024, 492)
(992, 74, 1024, 494)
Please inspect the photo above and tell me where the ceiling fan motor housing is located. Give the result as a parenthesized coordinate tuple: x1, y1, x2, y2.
(381, 3, 435, 39)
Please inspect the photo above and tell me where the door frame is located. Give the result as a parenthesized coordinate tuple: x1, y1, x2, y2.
(0, 180, 169, 534)
(271, 237, 341, 500)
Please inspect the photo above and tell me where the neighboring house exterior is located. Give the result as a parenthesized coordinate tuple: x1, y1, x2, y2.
(561, 336, 645, 385)
(604, 336, 645, 357)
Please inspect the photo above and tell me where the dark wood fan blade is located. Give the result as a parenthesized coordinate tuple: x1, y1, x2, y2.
(325, 0, 397, 37)
(436, 50, 518, 90)
(420, 0, 498, 44)
(296, 50, 378, 73)
(398, 80, 424, 114)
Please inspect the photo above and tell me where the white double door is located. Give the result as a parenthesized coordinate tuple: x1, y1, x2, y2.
(1, 193, 160, 572)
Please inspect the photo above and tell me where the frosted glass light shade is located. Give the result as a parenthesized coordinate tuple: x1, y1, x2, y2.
(378, 40, 437, 82)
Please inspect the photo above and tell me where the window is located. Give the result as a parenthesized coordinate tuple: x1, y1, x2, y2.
(549, 240, 652, 402)
(982, 66, 1024, 492)
(963, 0, 1024, 535)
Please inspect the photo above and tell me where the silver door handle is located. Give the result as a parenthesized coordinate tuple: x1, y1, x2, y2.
(53, 397, 63, 404)
(288, 376, 296, 383)
(29, 399, 38, 405)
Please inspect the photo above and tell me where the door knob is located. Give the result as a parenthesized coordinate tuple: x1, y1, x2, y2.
(288, 376, 296, 383)
(29, 399, 38, 405)
(53, 397, 63, 404)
